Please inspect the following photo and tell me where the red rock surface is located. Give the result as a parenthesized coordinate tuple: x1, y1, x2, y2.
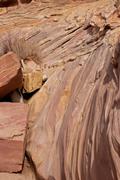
(0, 103, 28, 173)
(0, 0, 120, 180)
(0, 52, 22, 99)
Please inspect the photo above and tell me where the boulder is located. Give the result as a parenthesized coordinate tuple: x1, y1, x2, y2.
(0, 103, 28, 173)
(0, 52, 22, 99)
(21, 59, 42, 93)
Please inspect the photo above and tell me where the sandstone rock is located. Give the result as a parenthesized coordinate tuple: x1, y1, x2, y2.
(21, 59, 42, 93)
(0, 158, 36, 180)
(27, 41, 120, 180)
(0, 7, 7, 14)
(0, 52, 22, 99)
(0, 0, 120, 179)
(0, 103, 28, 173)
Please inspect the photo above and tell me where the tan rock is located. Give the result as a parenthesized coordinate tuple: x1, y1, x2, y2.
(21, 59, 42, 93)
(0, 52, 23, 99)
(0, 103, 28, 173)
(0, 8, 7, 15)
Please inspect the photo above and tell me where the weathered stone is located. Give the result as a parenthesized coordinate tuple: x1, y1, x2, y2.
(0, 52, 22, 99)
(0, 103, 28, 173)
(1, 0, 120, 179)
(0, 158, 36, 180)
(0, 7, 7, 14)
(21, 59, 42, 93)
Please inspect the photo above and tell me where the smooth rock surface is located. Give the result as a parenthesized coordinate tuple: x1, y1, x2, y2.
(0, 103, 28, 173)
(0, 52, 22, 99)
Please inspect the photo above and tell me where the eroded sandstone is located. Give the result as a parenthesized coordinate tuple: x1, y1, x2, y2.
(0, 52, 22, 99)
(21, 59, 42, 93)
(0, 103, 28, 173)
(0, 0, 120, 180)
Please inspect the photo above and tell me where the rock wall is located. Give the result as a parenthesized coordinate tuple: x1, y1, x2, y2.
(0, 0, 120, 179)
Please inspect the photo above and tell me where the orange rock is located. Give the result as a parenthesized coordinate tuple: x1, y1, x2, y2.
(21, 59, 42, 93)
(0, 103, 28, 173)
(0, 52, 22, 99)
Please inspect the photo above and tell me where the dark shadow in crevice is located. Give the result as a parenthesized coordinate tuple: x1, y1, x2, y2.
(0, 0, 32, 7)
(0, 0, 18, 7)
(22, 89, 40, 100)
(1, 94, 12, 102)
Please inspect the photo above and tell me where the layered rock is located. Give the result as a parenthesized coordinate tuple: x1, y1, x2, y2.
(0, 103, 28, 173)
(0, 52, 22, 99)
(28, 43, 119, 180)
(0, 158, 36, 180)
(0, 0, 120, 180)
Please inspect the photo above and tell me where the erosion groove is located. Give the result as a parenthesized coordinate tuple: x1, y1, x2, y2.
(0, 0, 120, 179)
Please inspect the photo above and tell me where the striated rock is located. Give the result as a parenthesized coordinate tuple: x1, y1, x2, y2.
(0, 0, 120, 179)
(0, 103, 28, 173)
(28, 43, 118, 180)
(21, 59, 42, 93)
(0, 52, 22, 99)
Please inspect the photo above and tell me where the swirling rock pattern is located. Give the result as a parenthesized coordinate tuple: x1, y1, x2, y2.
(28, 44, 120, 180)
(0, 0, 120, 179)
